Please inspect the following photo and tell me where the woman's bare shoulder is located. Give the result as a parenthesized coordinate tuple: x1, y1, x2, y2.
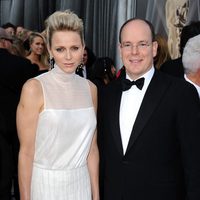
(22, 78, 42, 94)
(20, 78, 43, 107)
(87, 80, 97, 110)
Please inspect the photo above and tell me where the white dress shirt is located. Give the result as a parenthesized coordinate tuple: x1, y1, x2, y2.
(119, 66, 155, 154)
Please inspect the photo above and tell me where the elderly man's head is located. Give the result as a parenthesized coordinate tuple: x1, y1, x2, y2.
(183, 34, 200, 74)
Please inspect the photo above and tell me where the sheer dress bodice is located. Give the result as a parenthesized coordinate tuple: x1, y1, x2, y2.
(31, 65, 96, 200)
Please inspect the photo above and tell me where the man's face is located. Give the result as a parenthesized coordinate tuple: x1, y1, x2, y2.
(3, 38, 12, 50)
(82, 49, 88, 65)
(5, 27, 15, 36)
(119, 20, 158, 80)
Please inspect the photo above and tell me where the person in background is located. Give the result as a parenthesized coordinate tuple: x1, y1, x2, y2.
(17, 28, 33, 55)
(154, 34, 171, 70)
(15, 26, 24, 38)
(2, 22, 16, 36)
(160, 21, 200, 78)
(0, 27, 14, 200)
(10, 36, 26, 57)
(76, 46, 96, 80)
(182, 34, 200, 98)
(91, 56, 116, 199)
(116, 65, 126, 79)
(26, 32, 49, 74)
(92, 57, 116, 87)
(0, 27, 37, 200)
(98, 18, 200, 200)
(17, 10, 99, 200)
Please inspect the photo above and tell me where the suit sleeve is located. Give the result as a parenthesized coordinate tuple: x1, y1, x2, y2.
(177, 83, 200, 199)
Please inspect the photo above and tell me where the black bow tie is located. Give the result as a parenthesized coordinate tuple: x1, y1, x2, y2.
(122, 77, 145, 91)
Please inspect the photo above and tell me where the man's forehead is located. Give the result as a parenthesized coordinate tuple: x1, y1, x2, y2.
(121, 20, 152, 39)
(124, 19, 149, 30)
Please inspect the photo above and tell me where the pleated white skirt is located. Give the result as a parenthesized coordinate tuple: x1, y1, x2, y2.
(31, 164, 91, 200)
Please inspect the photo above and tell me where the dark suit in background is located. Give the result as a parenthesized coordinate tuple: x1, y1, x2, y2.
(0, 113, 13, 200)
(98, 18, 200, 200)
(160, 21, 200, 79)
(0, 48, 38, 199)
(160, 57, 184, 78)
(76, 46, 96, 80)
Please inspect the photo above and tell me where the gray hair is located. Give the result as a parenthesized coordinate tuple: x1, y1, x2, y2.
(45, 10, 84, 48)
(182, 34, 200, 74)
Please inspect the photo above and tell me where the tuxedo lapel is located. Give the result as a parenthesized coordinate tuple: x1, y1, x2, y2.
(126, 71, 171, 153)
(109, 80, 124, 156)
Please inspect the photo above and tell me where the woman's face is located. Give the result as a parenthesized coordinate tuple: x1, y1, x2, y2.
(30, 36, 45, 55)
(49, 30, 84, 74)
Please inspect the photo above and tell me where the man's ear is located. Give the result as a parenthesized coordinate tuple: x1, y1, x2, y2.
(152, 41, 158, 58)
(118, 43, 122, 59)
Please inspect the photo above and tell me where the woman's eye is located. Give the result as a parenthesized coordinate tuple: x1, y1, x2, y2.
(71, 46, 79, 51)
(56, 48, 64, 52)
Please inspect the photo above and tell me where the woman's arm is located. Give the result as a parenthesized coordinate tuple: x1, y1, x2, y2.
(17, 79, 43, 200)
(88, 81, 100, 200)
(88, 131, 100, 200)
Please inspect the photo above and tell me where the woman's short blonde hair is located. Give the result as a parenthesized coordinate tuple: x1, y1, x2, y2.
(45, 10, 85, 48)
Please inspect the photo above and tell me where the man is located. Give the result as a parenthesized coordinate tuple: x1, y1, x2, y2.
(98, 18, 200, 200)
(2, 22, 16, 36)
(182, 34, 200, 98)
(0, 27, 38, 200)
(160, 21, 200, 78)
(76, 46, 96, 80)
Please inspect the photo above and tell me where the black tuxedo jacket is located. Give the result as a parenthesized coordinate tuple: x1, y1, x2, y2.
(98, 69, 200, 200)
(0, 48, 38, 194)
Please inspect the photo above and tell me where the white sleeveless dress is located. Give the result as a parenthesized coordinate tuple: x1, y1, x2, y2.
(30, 65, 96, 200)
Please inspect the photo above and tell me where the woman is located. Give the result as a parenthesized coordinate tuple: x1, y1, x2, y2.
(17, 10, 99, 200)
(154, 34, 171, 70)
(26, 32, 49, 74)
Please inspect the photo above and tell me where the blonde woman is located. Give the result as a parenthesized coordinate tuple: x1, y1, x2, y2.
(26, 32, 49, 74)
(17, 10, 99, 200)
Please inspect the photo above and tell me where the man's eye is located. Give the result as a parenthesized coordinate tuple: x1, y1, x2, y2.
(124, 43, 131, 47)
(139, 43, 149, 47)
(140, 43, 147, 46)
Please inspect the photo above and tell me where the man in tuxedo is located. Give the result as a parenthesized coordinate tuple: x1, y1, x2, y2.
(0, 27, 38, 199)
(98, 18, 200, 200)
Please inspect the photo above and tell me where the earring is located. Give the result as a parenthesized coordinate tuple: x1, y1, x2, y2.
(49, 57, 54, 70)
(80, 57, 84, 67)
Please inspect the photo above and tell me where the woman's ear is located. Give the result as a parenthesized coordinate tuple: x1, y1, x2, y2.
(47, 44, 52, 57)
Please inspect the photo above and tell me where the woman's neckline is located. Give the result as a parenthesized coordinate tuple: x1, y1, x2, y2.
(51, 64, 76, 83)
